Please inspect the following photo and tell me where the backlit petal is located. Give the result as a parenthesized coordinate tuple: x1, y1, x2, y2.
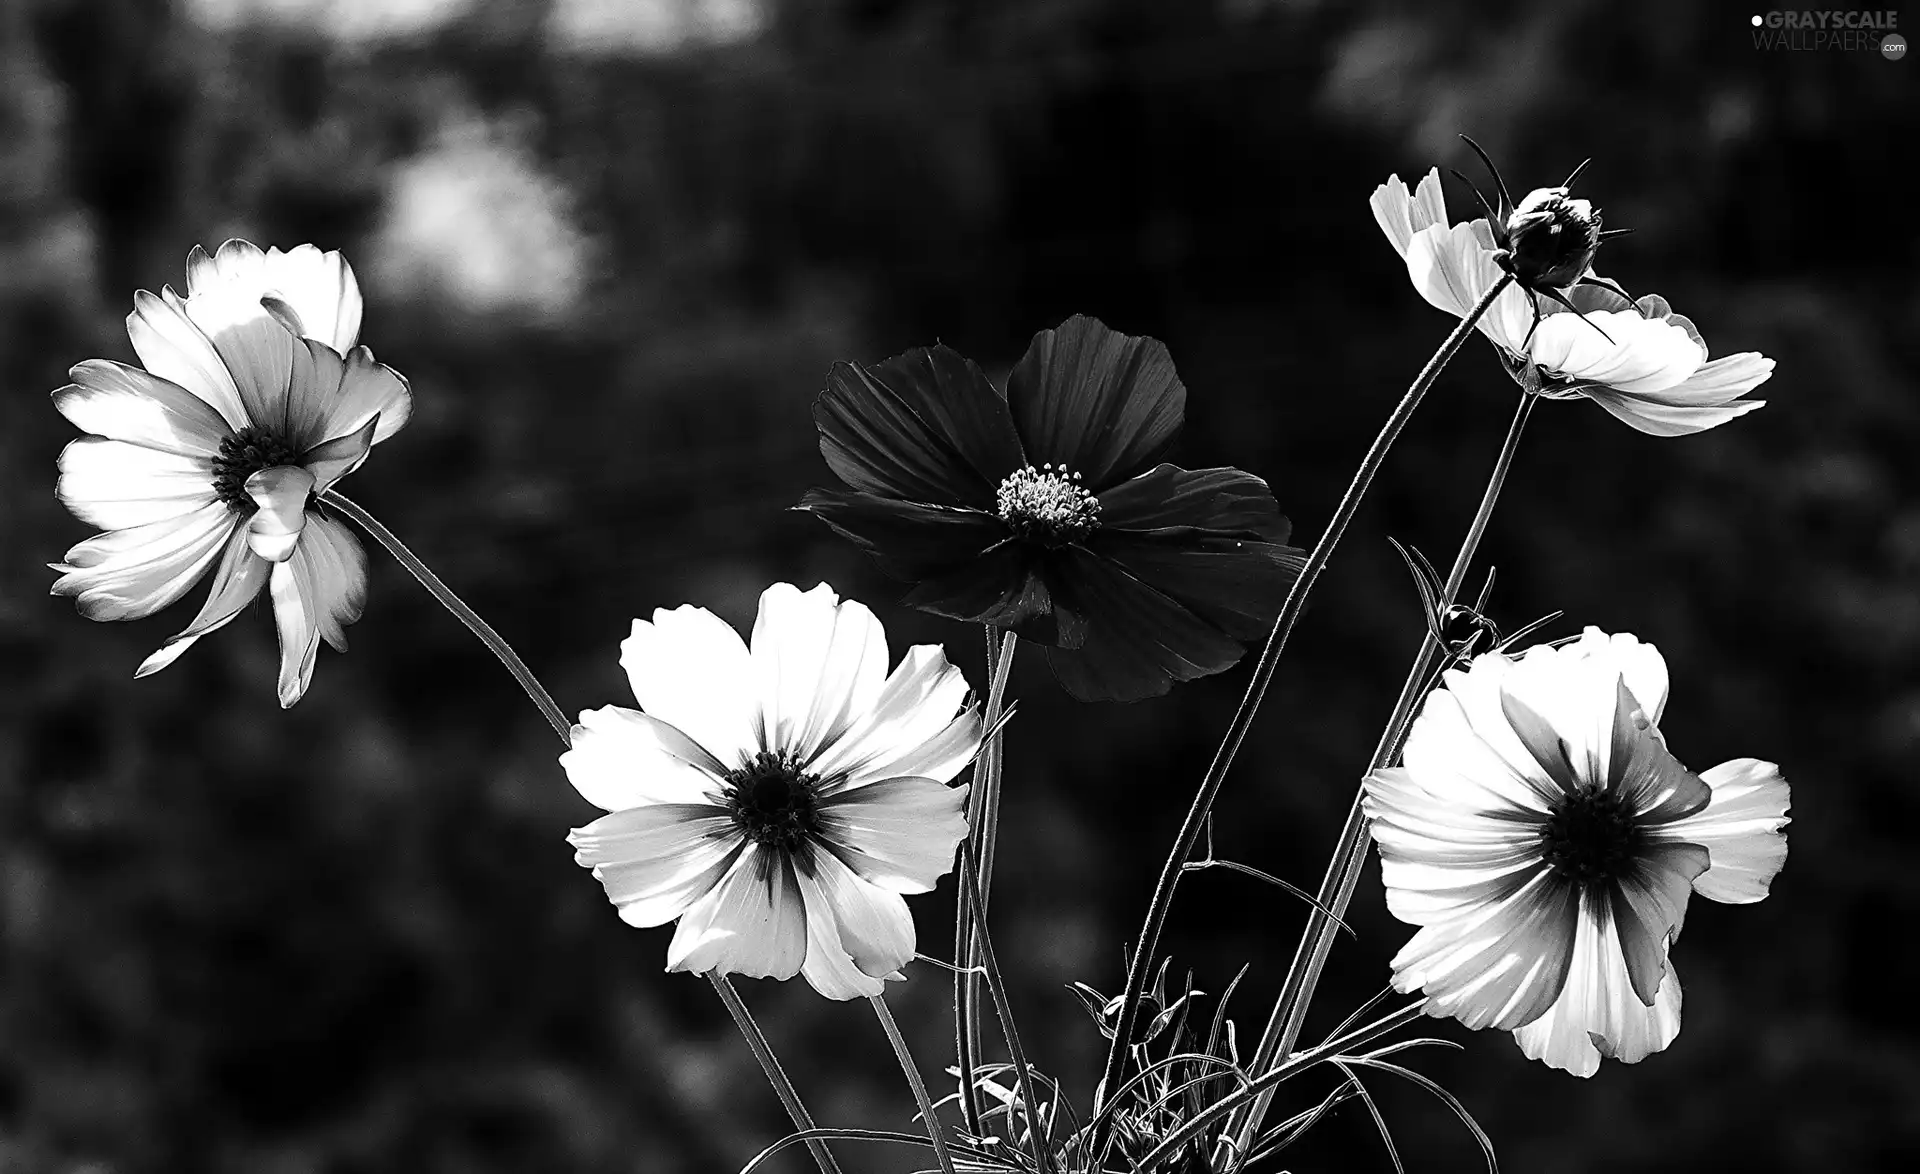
(53, 361, 228, 457)
(818, 777, 969, 894)
(56, 437, 218, 530)
(666, 847, 808, 981)
(1659, 758, 1791, 904)
(620, 603, 759, 770)
(568, 804, 740, 928)
(50, 501, 236, 622)
(560, 705, 726, 811)
(134, 525, 270, 676)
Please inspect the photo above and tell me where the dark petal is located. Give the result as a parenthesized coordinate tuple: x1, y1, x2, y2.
(899, 546, 1087, 649)
(1499, 691, 1583, 793)
(1098, 463, 1292, 543)
(814, 345, 1026, 510)
(1006, 315, 1184, 488)
(1042, 546, 1246, 702)
(796, 489, 1006, 581)
(1090, 530, 1302, 643)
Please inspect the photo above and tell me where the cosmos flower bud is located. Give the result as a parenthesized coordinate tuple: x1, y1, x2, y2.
(1500, 186, 1603, 292)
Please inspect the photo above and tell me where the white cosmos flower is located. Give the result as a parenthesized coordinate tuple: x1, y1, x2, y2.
(561, 582, 981, 999)
(50, 240, 412, 707)
(1372, 169, 1773, 436)
(1363, 627, 1790, 1076)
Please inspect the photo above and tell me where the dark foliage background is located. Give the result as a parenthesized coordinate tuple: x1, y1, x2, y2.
(3, 1, 1915, 1171)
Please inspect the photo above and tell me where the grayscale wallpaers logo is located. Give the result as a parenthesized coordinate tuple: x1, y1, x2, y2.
(1750, 10, 1904, 53)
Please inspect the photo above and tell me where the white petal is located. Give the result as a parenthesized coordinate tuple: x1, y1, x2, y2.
(308, 345, 412, 448)
(1363, 765, 1548, 927)
(1369, 169, 1448, 259)
(189, 240, 364, 355)
(568, 804, 741, 928)
(1399, 679, 1557, 816)
(560, 706, 726, 811)
(127, 288, 251, 430)
(1556, 628, 1670, 726)
(620, 604, 759, 770)
(135, 525, 271, 676)
(53, 360, 229, 457)
(268, 537, 343, 708)
(297, 512, 368, 652)
(751, 583, 888, 762)
(1648, 352, 1774, 406)
(1580, 389, 1764, 437)
(1659, 758, 1791, 904)
(301, 416, 378, 497)
(49, 501, 236, 622)
(811, 644, 979, 789)
(798, 847, 916, 978)
(1612, 843, 1708, 1001)
(180, 279, 297, 431)
(666, 846, 808, 981)
(1403, 222, 1534, 354)
(243, 466, 316, 562)
(1511, 889, 1683, 1076)
(794, 869, 888, 1000)
(1529, 311, 1706, 395)
(56, 436, 218, 529)
(1389, 868, 1579, 1032)
(817, 778, 969, 894)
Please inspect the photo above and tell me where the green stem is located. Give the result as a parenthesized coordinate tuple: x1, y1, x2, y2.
(872, 995, 960, 1174)
(323, 490, 840, 1174)
(1225, 390, 1536, 1159)
(319, 489, 570, 741)
(953, 628, 1017, 1137)
(1088, 274, 1515, 1161)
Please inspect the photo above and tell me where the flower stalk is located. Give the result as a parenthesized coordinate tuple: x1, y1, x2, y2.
(1222, 389, 1538, 1157)
(1089, 274, 1516, 1159)
(954, 627, 1017, 1133)
(873, 995, 960, 1174)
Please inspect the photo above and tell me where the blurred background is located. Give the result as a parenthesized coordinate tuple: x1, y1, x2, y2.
(2, 0, 1915, 1170)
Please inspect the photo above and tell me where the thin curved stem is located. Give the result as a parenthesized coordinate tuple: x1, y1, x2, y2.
(324, 490, 837, 1174)
(959, 842, 1056, 1174)
(713, 975, 846, 1174)
(1089, 275, 1515, 1160)
(319, 489, 570, 741)
(872, 995, 960, 1174)
(1225, 389, 1536, 1158)
(954, 628, 1017, 1137)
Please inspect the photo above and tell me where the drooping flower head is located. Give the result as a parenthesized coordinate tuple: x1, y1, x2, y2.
(1372, 165, 1773, 436)
(799, 315, 1302, 702)
(1363, 628, 1790, 1076)
(50, 241, 412, 706)
(561, 583, 980, 999)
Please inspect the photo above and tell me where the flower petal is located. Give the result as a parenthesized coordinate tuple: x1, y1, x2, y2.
(818, 777, 969, 894)
(794, 867, 888, 1000)
(243, 466, 316, 562)
(1088, 529, 1300, 644)
(266, 517, 362, 708)
(1579, 389, 1764, 437)
(1364, 765, 1550, 927)
(1530, 310, 1706, 395)
(666, 847, 809, 981)
(620, 603, 759, 770)
(188, 240, 364, 355)
(1511, 889, 1684, 1075)
(56, 436, 218, 529)
(561, 705, 728, 811)
(814, 345, 1025, 510)
(796, 490, 1010, 583)
(568, 804, 741, 928)
(1369, 168, 1449, 259)
(1400, 681, 1559, 815)
(750, 583, 888, 763)
(1096, 463, 1291, 542)
(300, 415, 378, 496)
(53, 360, 229, 457)
(812, 645, 981, 789)
(1006, 315, 1183, 488)
(180, 278, 297, 431)
(1041, 546, 1246, 702)
(134, 525, 270, 677)
(900, 545, 1071, 644)
(797, 847, 916, 979)
(307, 345, 412, 448)
(1659, 758, 1791, 905)
(1557, 627, 1670, 726)
(127, 288, 251, 430)
(1390, 868, 1579, 1032)
(1404, 222, 1534, 354)
(50, 501, 236, 622)
(1611, 842, 1708, 1003)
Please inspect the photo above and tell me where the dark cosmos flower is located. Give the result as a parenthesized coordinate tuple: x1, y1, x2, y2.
(797, 314, 1303, 702)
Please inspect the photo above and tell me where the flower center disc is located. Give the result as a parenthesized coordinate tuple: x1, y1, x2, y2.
(1539, 786, 1641, 885)
(211, 425, 301, 511)
(996, 464, 1100, 547)
(725, 751, 822, 850)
